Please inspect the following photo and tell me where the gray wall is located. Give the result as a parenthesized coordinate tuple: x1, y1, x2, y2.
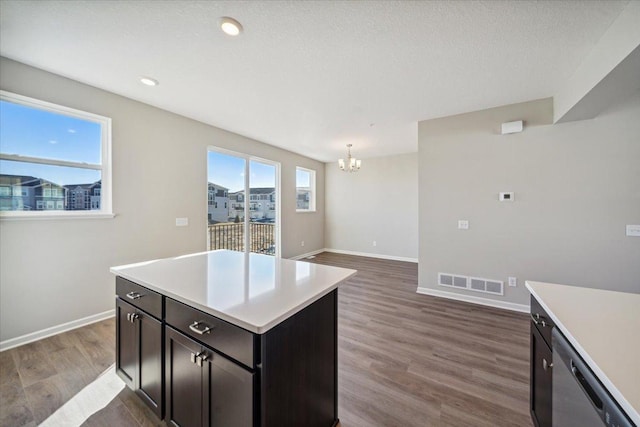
(325, 153, 418, 260)
(0, 57, 325, 342)
(418, 95, 640, 306)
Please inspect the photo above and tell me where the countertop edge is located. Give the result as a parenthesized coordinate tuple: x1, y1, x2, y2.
(252, 269, 357, 333)
(525, 281, 640, 426)
(111, 268, 357, 335)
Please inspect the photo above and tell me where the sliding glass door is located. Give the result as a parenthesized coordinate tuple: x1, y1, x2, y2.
(207, 148, 279, 257)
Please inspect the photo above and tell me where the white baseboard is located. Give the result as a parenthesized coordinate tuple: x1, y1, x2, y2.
(289, 248, 327, 260)
(416, 286, 529, 313)
(324, 248, 418, 263)
(0, 309, 116, 352)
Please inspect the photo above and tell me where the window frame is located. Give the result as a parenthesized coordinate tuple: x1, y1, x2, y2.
(296, 166, 316, 213)
(0, 90, 113, 220)
(207, 145, 282, 258)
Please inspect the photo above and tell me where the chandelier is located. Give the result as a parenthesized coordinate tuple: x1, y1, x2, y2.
(338, 144, 361, 173)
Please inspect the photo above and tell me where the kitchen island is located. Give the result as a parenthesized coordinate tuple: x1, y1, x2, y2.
(526, 281, 639, 427)
(111, 250, 357, 427)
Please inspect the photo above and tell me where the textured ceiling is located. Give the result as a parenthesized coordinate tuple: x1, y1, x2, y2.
(0, 0, 628, 162)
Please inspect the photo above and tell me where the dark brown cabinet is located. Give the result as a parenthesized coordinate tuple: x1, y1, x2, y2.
(165, 326, 254, 427)
(116, 272, 339, 427)
(530, 296, 554, 427)
(116, 281, 164, 419)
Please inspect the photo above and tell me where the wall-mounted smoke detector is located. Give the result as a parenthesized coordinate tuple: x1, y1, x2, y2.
(501, 120, 523, 134)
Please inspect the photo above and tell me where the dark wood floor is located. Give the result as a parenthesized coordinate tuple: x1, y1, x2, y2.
(0, 252, 532, 427)
(310, 252, 532, 427)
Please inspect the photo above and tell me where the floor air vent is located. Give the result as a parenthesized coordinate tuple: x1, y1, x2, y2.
(438, 273, 504, 296)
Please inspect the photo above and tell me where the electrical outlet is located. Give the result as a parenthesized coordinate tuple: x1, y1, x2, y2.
(458, 220, 469, 230)
(626, 225, 640, 237)
(175, 217, 188, 226)
(508, 277, 517, 287)
(373, 241, 377, 247)
(301, 241, 305, 247)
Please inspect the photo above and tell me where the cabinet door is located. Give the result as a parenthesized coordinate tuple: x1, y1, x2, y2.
(165, 327, 205, 427)
(137, 312, 163, 418)
(531, 322, 552, 427)
(208, 351, 255, 427)
(116, 298, 164, 418)
(116, 298, 137, 389)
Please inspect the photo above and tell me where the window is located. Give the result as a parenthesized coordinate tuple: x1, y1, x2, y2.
(0, 90, 112, 218)
(296, 167, 316, 212)
(207, 147, 280, 257)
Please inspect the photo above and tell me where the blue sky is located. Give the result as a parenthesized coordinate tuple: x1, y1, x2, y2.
(2, 100, 308, 191)
(208, 151, 276, 192)
(0, 100, 102, 185)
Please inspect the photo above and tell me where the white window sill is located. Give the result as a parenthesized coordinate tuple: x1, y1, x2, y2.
(296, 209, 317, 213)
(0, 212, 116, 221)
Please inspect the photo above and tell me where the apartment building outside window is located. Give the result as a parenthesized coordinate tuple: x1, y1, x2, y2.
(0, 90, 112, 218)
(296, 167, 316, 212)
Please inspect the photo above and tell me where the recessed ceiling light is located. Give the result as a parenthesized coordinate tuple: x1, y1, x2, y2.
(140, 77, 159, 86)
(220, 17, 243, 36)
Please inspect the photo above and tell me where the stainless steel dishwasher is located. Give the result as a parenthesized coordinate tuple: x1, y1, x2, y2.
(552, 328, 634, 427)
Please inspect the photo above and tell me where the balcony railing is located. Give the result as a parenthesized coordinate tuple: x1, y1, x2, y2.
(208, 222, 275, 255)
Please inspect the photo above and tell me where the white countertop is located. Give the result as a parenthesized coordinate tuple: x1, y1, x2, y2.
(526, 281, 640, 425)
(111, 250, 357, 334)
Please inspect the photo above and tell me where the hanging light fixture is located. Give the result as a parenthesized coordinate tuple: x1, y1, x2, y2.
(338, 144, 362, 173)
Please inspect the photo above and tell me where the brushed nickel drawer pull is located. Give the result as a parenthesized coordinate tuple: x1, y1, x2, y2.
(126, 291, 143, 300)
(189, 321, 213, 335)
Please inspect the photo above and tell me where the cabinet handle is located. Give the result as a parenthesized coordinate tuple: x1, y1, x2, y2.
(126, 313, 131, 322)
(189, 321, 214, 335)
(126, 291, 143, 300)
(543, 358, 553, 371)
(530, 313, 547, 327)
(129, 313, 139, 323)
(190, 351, 206, 365)
(530, 313, 540, 325)
(197, 353, 208, 367)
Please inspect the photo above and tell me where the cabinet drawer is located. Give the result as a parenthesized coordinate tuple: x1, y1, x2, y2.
(116, 277, 163, 320)
(530, 295, 554, 348)
(165, 298, 256, 368)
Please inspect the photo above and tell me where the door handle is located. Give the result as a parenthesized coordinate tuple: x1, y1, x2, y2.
(571, 361, 604, 412)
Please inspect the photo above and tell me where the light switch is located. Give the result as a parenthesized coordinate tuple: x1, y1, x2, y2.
(458, 220, 469, 230)
(176, 217, 189, 226)
(626, 225, 640, 237)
